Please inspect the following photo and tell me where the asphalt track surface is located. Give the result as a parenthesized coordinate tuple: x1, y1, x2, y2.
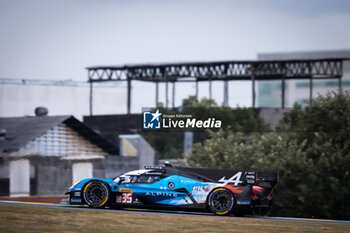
(1, 200, 350, 225)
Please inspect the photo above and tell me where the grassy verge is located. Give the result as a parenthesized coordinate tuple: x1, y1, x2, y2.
(0, 205, 349, 233)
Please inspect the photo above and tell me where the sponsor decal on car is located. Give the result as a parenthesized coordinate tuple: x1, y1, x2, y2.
(145, 192, 178, 197)
(237, 200, 250, 205)
(119, 188, 133, 193)
(168, 182, 175, 189)
(192, 186, 210, 192)
(121, 193, 133, 204)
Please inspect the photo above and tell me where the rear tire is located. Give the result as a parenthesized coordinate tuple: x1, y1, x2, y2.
(208, 188, 234, 215)
(82, 181, 110, 208)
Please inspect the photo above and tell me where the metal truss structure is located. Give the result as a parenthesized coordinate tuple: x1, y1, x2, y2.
(87, 59, 346, 114)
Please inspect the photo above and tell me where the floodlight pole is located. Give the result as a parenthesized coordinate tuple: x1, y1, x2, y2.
(172, 82, 175, 108)
(281, 77, 285, 109)
(155, 82, 159, 107)
(209, 79, 212, 100)
(89, 81, 93, 115)
(309, 77, 313, 105)
(165, 80, 169, 108)
(251, 64, 256, 108)
(127, 78, 131, 114)
(223, 80, 229, 106)
(281, 63, 286, 109)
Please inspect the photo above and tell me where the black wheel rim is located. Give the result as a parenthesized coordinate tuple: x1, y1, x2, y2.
(85, 183, 107, 206)
(211, 190, 233, 212)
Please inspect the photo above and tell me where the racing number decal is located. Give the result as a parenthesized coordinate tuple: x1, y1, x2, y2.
(218, 172, 243, 186)
(121, 193, 133, 204)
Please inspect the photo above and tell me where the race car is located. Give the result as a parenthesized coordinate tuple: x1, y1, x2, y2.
(65, 164, 277, 216)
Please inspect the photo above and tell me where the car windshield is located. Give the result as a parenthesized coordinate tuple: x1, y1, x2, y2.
(136, 175, 160, 183)
(113, 174, 135, 184)
(114, 174, 160, 184)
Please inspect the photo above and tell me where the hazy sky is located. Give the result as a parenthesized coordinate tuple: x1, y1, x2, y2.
(1, 0, 350, 108)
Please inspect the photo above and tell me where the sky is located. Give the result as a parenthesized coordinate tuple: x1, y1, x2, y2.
(1, 0, 350, 109)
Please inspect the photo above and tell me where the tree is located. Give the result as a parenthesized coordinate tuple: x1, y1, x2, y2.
(278, 90, 350, 219)
(187, 90, 350, 219)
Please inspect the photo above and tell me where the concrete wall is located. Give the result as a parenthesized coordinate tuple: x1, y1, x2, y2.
(1, 155, 143, 196)
(93, 167, 106, 179)
(138, 136, 155, 169)
(35, 161, 72, 196)
(30, 156, 105, 196)
(0, 157, 9, 195)
(119, 134, 155, 170)
(105, 156, 139, 179)
(0, 157, 9, 179)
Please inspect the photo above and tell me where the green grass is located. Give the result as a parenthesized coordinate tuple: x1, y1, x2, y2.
(0, 205, 349, 233)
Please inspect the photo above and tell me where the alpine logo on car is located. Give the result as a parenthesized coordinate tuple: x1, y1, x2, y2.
(145, 192, 178, 197)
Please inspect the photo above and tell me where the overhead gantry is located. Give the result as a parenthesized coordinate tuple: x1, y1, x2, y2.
(87, 58, 345, 114)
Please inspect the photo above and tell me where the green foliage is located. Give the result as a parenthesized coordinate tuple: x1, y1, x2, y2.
(182, 96, 217, 108)
(187, 90, 350, 220)
(144, 96, 269, 160)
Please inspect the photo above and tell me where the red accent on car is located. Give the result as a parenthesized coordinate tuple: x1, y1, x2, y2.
(252, 186, 264, 192)
(267, 188, 274, 200)
(252, 186, 264, 200)
(224, 185, 244, 195)
(252, 191, 258, 200)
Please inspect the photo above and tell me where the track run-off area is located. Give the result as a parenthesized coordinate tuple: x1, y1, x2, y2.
(1, 200, 349, 225)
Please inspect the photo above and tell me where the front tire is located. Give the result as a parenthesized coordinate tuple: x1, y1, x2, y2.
(82, 181, 110, 208)
(208, 188, 234, 215)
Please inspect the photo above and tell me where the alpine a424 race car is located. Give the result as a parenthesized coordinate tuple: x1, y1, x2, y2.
(66, 164, 277, 216)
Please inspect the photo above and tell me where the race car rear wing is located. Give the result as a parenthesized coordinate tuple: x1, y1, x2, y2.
(256, 171, 278, 185)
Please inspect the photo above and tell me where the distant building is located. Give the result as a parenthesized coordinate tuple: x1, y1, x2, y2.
(0, 115, 155, 197)
(0, 78, 127, 120)
(257, 50, 350, 107)
(0, 115, 116, 197)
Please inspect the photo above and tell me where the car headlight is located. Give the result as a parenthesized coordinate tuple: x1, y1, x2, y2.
(72, 191, 81, 197)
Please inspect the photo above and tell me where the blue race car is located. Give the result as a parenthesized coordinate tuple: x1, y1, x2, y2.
(66, 164, 277, 216)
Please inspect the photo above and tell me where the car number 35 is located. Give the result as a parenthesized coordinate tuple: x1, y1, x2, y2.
(121, 193, 133, 204)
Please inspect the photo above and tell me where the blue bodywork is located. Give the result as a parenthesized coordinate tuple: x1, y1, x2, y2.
(68, 175, 217, 207)
(66, 166, 276, 215)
